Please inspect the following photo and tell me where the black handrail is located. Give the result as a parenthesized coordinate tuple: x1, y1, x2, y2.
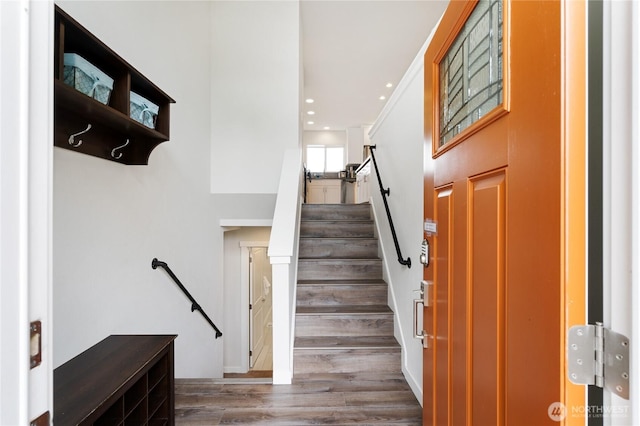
(369, 146, 411, 268)
(303, 166, 311, 203)
(151, 258, 223, 338)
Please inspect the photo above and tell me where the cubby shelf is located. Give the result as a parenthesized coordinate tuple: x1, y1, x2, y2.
(54, 6, 175, 165)
(54, 335, 176, 426)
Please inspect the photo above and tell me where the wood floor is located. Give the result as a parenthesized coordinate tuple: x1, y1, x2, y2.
(175, 204, 421, 424)
(175, 373, 422, 425)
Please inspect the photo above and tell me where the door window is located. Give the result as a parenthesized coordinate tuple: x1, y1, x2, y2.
(437, 0, 505, 149)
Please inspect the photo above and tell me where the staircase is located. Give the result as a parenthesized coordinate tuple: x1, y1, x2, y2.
(293, 203, 401, 376)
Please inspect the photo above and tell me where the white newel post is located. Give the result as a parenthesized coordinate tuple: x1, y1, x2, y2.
(268, 148, 302, 384)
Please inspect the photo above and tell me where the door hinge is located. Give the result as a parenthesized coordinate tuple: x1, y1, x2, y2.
(30, 321, 42, 369)
(568, 323, 630, 399)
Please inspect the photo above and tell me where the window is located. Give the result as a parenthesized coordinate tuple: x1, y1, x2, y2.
(306, 145, 344, 173)
(438, 0, 504, 147)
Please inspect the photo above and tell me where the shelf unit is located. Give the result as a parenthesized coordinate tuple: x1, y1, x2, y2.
(54, 6, 175, 165)
(54, 335, 176, 426)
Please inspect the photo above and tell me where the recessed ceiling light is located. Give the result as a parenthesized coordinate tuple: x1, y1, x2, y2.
(307, 121, 314, 125)
(379, 96, 386, 100)
(305, 98, 314, 104)
(307, 111, 315, 115)
(386, 82, 393, 88)
(323, 126, 331, 130)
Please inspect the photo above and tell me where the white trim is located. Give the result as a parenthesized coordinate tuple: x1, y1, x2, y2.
(602, 1, 635, 422)
(1, 1, 53, 422)
(220, 219, 273, 228)
(239, 241, 269, 248)
(269, 256, 292, 265)
(0, 2, 31, 422)
(631, 0, 640, 421)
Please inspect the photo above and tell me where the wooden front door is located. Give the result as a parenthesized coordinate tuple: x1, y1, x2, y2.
(422, 1, 586, 424)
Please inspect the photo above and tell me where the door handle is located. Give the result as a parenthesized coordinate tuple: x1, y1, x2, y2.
(413, 298, 432, 350)
(413, 297, 425, 340)
(413, 281, 433, 349)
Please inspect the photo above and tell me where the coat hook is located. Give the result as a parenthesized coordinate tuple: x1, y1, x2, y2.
(68, 124, 92, 147)
(111, 139, 130, 160)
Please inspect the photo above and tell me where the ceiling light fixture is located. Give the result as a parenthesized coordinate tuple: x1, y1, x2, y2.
(307, 111, 315, 115)
(307, 121, 314, 125)
(379, 96, 386, 100)
(386, 82, 393, 88)
(323, 126, 331, 130)
(305, 98, 314, 104)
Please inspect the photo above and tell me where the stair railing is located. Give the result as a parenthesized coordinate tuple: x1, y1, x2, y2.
(368, 145, 411, 268)
(151, 258, 223, 338)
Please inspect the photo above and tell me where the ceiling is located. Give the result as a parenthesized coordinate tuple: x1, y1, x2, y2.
(300, 0, 448, 132)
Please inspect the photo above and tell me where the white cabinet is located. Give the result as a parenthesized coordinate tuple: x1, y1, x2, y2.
(307, 179, 342, 204)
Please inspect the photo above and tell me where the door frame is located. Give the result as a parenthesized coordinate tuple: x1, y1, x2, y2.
(0, 0, 54, 423)
(600, 0, 638, 423)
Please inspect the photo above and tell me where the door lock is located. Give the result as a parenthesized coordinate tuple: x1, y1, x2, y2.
(420, 239, 430, 267)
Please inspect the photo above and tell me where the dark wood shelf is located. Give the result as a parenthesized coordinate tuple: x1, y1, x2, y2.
(54, 335, 176, 426)
(54, 6, 175, 165)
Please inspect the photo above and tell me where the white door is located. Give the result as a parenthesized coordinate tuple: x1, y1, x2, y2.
(249, 247, 272, 369)
(0, 1, 53, 424)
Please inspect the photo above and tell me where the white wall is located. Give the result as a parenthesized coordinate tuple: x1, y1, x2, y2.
(368, 38, 432, 402)
(53, 0, 300, 378)
(210, 1, 301, 194)
(53, 1, 222, 377)
(346, 126, 371, 164)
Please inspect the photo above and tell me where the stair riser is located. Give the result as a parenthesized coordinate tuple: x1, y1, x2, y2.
(293, 349, 401, 374)
(295, 315, 394, 337)
(299, 238, 378, 259)
(301, 205, 371, 221)
(298, 260, 382, 280)
(297, 285, 388, 306)
(300, 222, 374, 238)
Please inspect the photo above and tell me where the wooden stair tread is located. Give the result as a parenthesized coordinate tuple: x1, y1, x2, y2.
(294, 336, 400, 349)
(294, 203, 402, 377)
(296, 305, 392, 315)
(301, 219, 374, 224)
(298, 258, 381, 263)
(299, 237, 378, 240)
(291, 371, 408, 384)
(297, 279, 387, 286)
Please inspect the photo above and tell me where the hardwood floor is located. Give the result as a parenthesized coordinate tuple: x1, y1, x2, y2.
(175, 373, 422, 425)
(177, 204, 422, 424)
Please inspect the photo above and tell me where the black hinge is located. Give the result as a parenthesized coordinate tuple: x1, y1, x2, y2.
(249, 350, 252, 357)
(249, 304, 252, 310)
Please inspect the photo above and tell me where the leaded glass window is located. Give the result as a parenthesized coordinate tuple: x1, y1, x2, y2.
(439, 0, 503, 147)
